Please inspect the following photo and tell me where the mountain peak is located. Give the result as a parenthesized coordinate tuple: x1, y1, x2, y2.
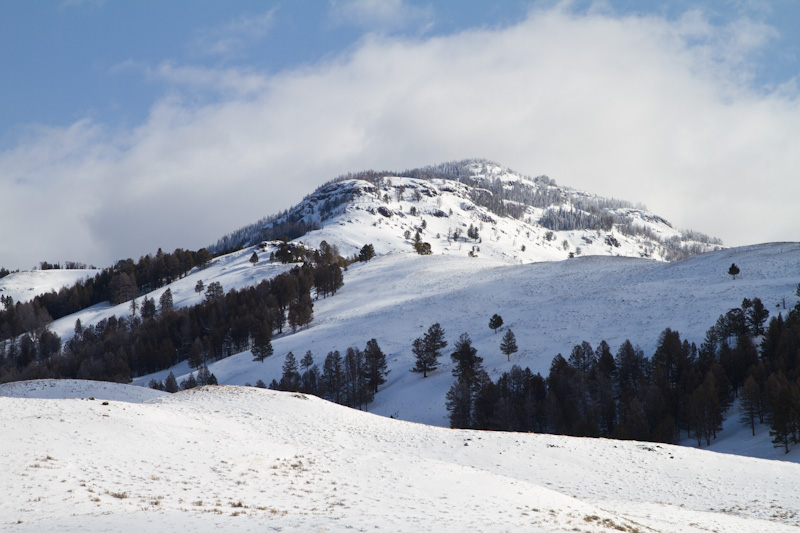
(211, 160, 722, 263)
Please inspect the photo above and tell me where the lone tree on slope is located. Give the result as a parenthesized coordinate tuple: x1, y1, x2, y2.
(358, 244, 376, 262)
(500, 329, 518, 361)
(728, 263, 740, 280)
(489, 314, 504, 334)
(410, 323, 448, 378)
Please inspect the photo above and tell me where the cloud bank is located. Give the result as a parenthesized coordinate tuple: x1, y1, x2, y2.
(2, 5, 798, 269)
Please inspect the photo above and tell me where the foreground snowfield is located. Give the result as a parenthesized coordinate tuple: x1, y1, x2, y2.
(2, 381, 799, 532)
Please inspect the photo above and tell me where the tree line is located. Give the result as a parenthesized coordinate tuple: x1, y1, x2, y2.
(431, 294, 800, 453)
(265, 338, 389, 411)
(0, 252, 346, 384)
(0, 247, 213, 343)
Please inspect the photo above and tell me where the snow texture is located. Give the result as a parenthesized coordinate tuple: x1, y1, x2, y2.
(2, 381, 799, 532)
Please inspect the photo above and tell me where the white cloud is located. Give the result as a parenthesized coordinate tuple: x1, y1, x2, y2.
(192, 10, 276, 58)
(330, 0, 434, 32)
(2, 5, 799, 269)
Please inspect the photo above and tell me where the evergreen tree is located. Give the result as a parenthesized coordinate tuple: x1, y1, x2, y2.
(279, 351, 301, 391)
(363, 338, 389, 394)
(159, 288, 174, 315)
(322, 350, 344, 404)
(410, 323, 447, 378)
(500, 329, 518, 361)
(446, 333, 485, 428)
(164, 371, 179, 393)
(249, 251, 259, 265)
(728, 263, 740, 280)
(768, 385, 794, 453)
(180, 373, 198, 390)
(141, 297, 157, 320)
(251, 323, 273, 363)
(196, 364, 212, 386)
(745, 297, 769, 336)
(344, 347, 370, 409)
(738, 375, 761, 436)
(358, 244, 376, 262)
(204, 281, 224, 303)
(300, 350, 314, 373)
(195, 279, 204, 295)
(489, 314, 503, 334)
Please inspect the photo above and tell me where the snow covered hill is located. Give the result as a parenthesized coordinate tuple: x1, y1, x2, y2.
(2, 381, 798, 532)
(211, 159, 722, 263)
(0, 269, 98, 305)
(131, 242, 800, 434)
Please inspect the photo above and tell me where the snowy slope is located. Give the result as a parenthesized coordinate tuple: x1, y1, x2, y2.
(131, 243, 800, 433)
(0, 379, 166, 402)
(2, 382, 798, 532)
(0, 269, 98, 305)
(44, 244, 294, 342)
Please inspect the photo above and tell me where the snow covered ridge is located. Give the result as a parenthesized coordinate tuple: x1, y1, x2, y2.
(210, 159, 722, 263)
(2, 382, 799, 532)
(0, 268, 97, 305)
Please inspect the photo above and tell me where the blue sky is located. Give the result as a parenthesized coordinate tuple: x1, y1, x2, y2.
(1, 0, 799, 269)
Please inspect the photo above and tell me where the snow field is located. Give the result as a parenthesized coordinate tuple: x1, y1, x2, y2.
(1, 382, 798, 532)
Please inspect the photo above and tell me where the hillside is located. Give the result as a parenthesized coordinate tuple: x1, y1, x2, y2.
(130, 242, 800, 434)
(211, 159, 722, 263)
(2, 381, 798, 532)
(2, 161, 797, 466)
(0, 269, 98, 305)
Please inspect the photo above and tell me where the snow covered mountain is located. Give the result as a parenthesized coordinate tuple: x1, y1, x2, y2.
(210, 159, 722, 264)
(3, 160, 799, 473)
(2, 380, 799, 532)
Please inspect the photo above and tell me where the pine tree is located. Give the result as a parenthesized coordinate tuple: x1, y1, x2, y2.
(196, 364, 212, 386)
(410, 323, 447, 378)
(739, 375, 761, 436)
(159, 288, 174, 315)
(180, 373, 198, 390)
(344, 347, 370, 409)
(194, 279, 204, 295)
(445, 333, 485, 428)
(204, 281, 224, 303)
(301, 350, 314, 373)
(279, 352, 301, 391)
(358, 244, 376, 262)
(500, 329, 518, 361)
(322, 350, 344, 404)
(489, 314, 503, 334)
(251, 323, 273, 363)
(164, 371, 179, 393)
(141, 297, 157, 320)
(363, 338, 389, 393)
(728, 263, 740, 280)
(249, 251, 259, 265)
